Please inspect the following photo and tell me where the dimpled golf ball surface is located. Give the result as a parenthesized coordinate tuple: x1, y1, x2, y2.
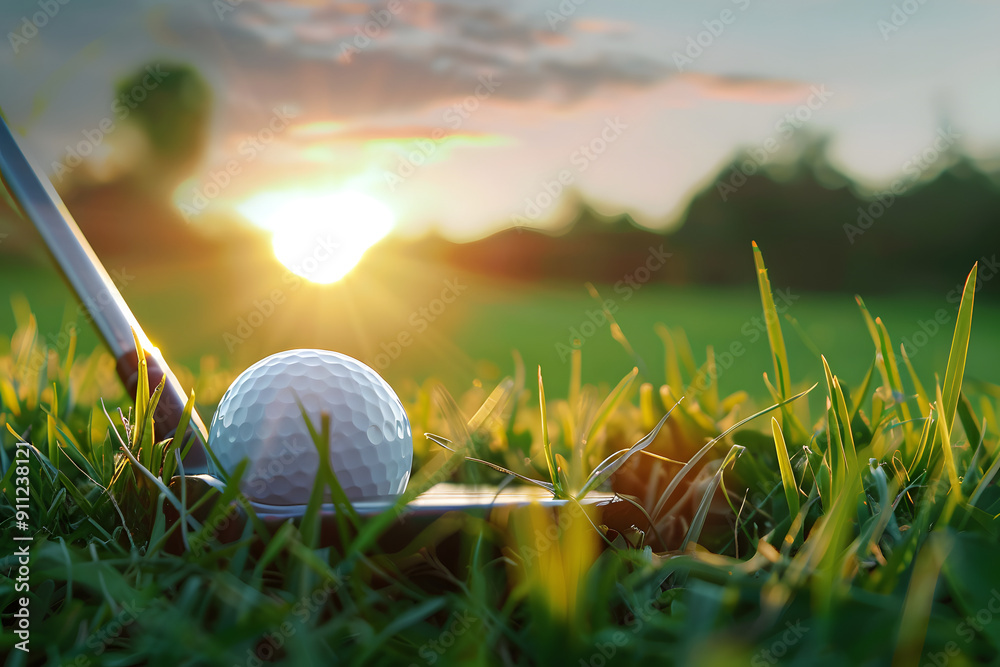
(209, 349, 412, 505)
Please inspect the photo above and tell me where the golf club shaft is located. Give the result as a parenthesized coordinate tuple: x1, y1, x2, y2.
(0, 114, 208, 470)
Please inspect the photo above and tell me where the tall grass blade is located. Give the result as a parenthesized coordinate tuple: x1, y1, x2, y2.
(581, 367, 637, 463)
(538, 366, 559, 494)
(822, 356, 848, 489)
(771, 417, 800, 518)
(171, 390, 197, 479)
(104, 401, 187, 515)
(299, 407, 360, 549)
(938, 264, 978, 441)
(752, 242, 791, 400)
(856, 296, 895, 407)
(46, 402, 58, 467)
(131, 329, 148, 452)
(850, 357, 877, 423)
(876, 318, 913, 429)
(934, 383, 962, 517)
(827, 358, 859, 479)
(900, 345, 931, 418)
(905, 412, 936, 479)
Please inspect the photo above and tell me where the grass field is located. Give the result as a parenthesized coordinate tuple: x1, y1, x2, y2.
(2, 253, 998, 409)
(3, 248, 1000, 665)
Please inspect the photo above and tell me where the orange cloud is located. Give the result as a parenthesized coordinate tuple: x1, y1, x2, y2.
(572, 18, 634, 36)
(291, 122, 499, 143)
(678, 73, 810, 105)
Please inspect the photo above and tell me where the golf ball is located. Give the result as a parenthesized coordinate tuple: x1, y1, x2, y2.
(208, 349, 412, 506)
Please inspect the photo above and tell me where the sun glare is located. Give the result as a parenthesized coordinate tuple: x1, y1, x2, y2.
(237, 191, 395, 284)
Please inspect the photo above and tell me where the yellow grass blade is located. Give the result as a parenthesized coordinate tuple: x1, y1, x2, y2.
(771, 417, 800, 518)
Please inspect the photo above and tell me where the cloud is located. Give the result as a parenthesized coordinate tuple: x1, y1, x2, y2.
(153, 0, 805, 129)
(571, 18, 634, 37)
(162, 0, 669, 118)
(677, 73, 810, 105)
(290, 121, 500, 143)
(432, 3, 555, 49)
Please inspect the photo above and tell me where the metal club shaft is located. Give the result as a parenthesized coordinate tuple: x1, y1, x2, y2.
(0, 113, 208, 471)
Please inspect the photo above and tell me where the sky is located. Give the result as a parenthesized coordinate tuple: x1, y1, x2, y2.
(1, 0, 998, 241)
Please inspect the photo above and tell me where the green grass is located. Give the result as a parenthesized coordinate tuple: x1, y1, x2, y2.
(3, 248, 1000, 665)
(3, 253, 999, 405)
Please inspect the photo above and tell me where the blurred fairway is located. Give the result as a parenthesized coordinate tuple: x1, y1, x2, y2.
(2, 252, 998, 406)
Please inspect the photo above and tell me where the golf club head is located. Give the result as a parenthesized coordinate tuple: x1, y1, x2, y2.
(164, 475, 630, 556)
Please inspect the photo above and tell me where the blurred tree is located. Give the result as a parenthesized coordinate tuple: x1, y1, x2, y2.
(114, 62, 212, 197)
(418, 136, 1000, 295)
(58, 62, 238, 264)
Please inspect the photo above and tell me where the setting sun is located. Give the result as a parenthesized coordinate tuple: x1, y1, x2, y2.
(237, 191, 395, 284)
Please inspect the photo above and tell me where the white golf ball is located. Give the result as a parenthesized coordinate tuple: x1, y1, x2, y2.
(208, 349, 412, 506)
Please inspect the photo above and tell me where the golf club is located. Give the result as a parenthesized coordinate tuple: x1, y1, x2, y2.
(0, 113, 630, 549)
(0, 112, 210, 472)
